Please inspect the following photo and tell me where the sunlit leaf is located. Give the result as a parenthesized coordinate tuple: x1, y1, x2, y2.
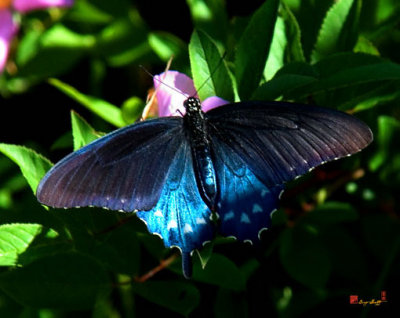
(71, 111, 102, 151)
(0, 144, 52, 194)
(189, 29, 233, 101)
(235, 0, 279, 100)
(49, 78, 125, 127)
(0, 224, 43, 266)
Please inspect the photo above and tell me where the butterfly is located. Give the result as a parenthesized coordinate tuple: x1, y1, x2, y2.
(36, 72, 373, 278)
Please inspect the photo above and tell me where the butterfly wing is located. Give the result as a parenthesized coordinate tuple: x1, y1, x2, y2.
(212, 138, 283, 242)
(207, 101, 373, 188)
(37, 117, 185, 212)
(136, 139, 213, 278)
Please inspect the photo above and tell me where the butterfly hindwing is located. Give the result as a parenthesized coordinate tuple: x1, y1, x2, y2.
(37, 118, 184, 212)
(136, 140, 213, 277)
(212, 139, 283, 242)
(206, 101, 373, 188)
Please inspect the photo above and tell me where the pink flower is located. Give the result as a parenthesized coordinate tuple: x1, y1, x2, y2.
(0, 0, 73, 73)
(154, 71, 229, 117)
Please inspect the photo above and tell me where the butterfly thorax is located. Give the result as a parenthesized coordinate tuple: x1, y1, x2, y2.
(183, 97, 217, 209)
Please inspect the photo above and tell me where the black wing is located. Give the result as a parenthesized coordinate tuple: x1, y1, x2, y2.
(37, 117, 184, 212)
(206, 101, 373, 187)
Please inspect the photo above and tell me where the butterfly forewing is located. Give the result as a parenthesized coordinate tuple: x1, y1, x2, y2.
(206, 101, 373, 188)
(37, 118, 184, 212)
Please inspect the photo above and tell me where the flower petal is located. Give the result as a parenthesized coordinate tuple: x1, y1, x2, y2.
(154, 71, 198, 117)
(13, 0, 74, 13)
(202, 96, 229, 112)
(0, 9, 18, 73)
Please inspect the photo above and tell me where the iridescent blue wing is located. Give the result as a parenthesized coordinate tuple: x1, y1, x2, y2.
(136, 140, 213, 278)
(212, 138, 283, 242)
(37, 117, 184, 212)
(207, 101, 373, 189)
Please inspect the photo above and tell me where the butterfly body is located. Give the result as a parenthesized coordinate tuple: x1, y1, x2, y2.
(184, 97, 218, 209)
(37, 98, 373, 278)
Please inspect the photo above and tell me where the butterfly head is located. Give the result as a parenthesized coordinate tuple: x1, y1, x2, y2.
(183, 97, 202, 113)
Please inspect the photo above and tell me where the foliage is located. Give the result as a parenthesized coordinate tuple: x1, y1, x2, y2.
(1, 0, 400, 316)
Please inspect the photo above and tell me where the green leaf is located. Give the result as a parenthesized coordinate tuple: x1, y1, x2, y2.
(311, 0, 360, 62)
(0, 252, 111, 309)
(96, 14, 150, 67)
(263, 17, 287, 81)
(362, 214, 400, 263)
(321, 228, 367, 283)
(195, 242, 214, 269)
(192, 253, 246, 291)
(148, 31, 187, 62)
(40, 24, 95, 49)
(91, 222, 141, 275)
(369, 115, 400, 171)
(49, 78, 125, 127)
(281, 2, 305, 62)
(253, 62, 317, 100)
(280, 226, 331, 289)
(288, 53, 400, 107)
(186, 0, 229, 44)
(0, 224, 43, 266)
(305, 201, 358, 225)
(132, 281, 200, 316)
(235, 0, 279, 100)
(189, 30, 233, 101)
(0, 144, 52, 194)
(71, 111, 102, 151)
(121, 96, 145, 124)
(66, 0, 113, 24)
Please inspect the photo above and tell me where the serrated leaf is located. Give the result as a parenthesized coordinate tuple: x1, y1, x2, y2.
(71, 111, 102, 151)
(0, 252, 111, 309)
(311, 0, 360, 62)
(132, 281, 200, 316)
(235, 0, 279, 100)
(281, 2, 305, 62)
(189, 30, 233, 101)
(49, 78, 125, 127)
(264, 17, 287, 81)
(0, 224, 43, 266)
(289, 53, 400, 105)
(253, 62, 317, 100)
(0, 144, 52, 194)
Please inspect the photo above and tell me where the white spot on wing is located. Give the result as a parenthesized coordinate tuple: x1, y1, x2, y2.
(167, 220, 178, 230)
(154, 210, 163, 217)
(184, 223, 193, 233)
(240, 213, 251, 224)
(196, 217, 206, 224)
(224, 211, 235, 221)
(252, 204, 263, 213)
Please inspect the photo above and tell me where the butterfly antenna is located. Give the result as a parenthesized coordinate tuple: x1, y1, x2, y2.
(194, 51, 227, 97)
(139, 63, 190, 99)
